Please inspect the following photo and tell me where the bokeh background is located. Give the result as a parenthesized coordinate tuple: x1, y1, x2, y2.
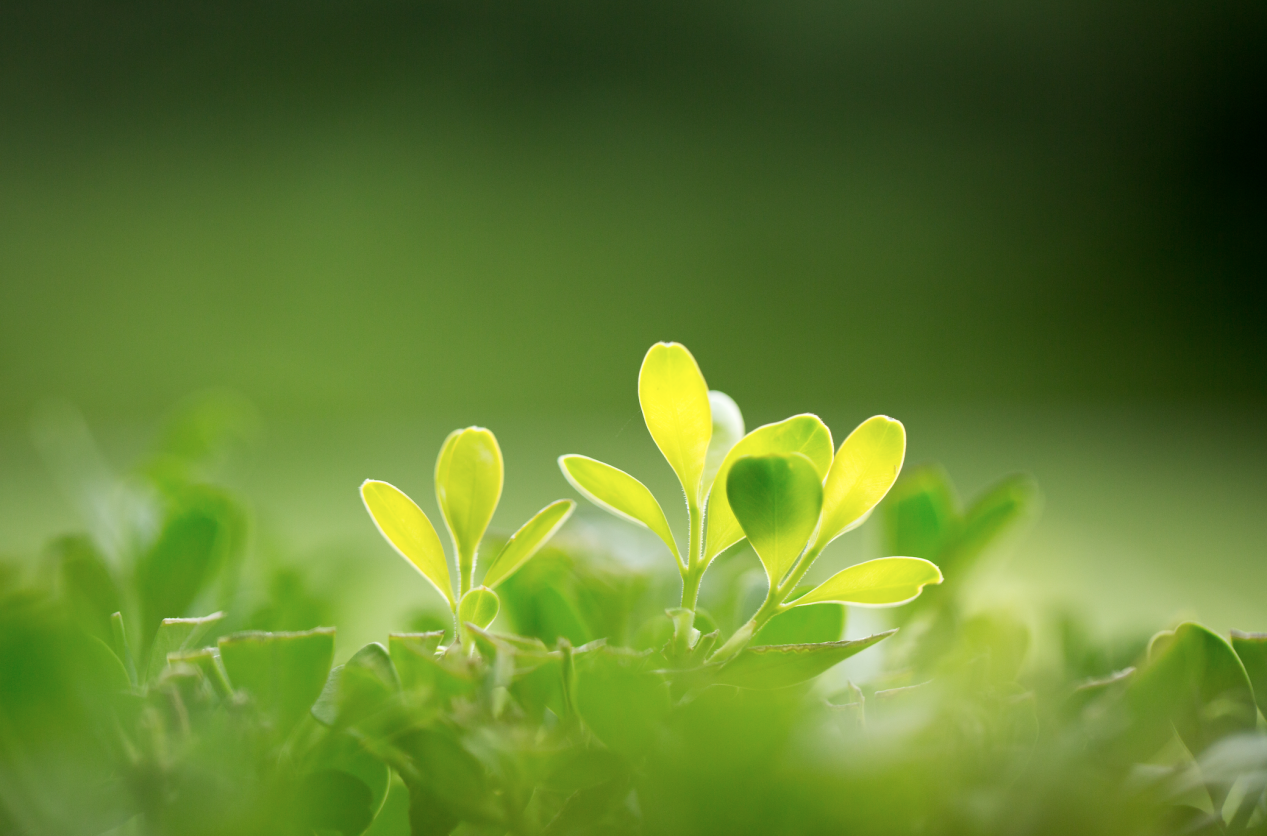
(2, 0, 1264, 655)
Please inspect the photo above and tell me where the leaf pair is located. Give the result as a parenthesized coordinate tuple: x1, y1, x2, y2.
(560, 343, 725, 571)
(362, 427, 575, 616)
(724, 417, 941, 609)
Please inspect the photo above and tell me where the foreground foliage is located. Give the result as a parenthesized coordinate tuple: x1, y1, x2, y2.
(2, 353, 1266, 836)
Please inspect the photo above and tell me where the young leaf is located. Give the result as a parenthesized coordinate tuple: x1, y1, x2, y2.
(702, 390, 744, 496)
(218, 627, 336, 734)
(558, 455, 681, 566)
(459, 586, 500, 630)
(726, 454, 824, 587)
(703, 414, 834, 563)
(481, 499, 575, 588)
(638, 342, 712, 503)
(793, 557, 942, 607)
(714, 631, 896, 689)
(434, 427, 504, 570)
(753, 600, 845, 647)
(361, 480, 454, 607)
(815, 415, 906, 550)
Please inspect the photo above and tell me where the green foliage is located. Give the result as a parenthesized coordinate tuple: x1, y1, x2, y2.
(6, 352, 1267, 836)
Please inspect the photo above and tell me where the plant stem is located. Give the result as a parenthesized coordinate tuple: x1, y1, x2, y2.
(708, 542, 826, 665)
(670, 498, 704, 657)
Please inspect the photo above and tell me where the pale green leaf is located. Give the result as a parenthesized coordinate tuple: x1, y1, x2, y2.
(146, 611, 225, 682)
(459, 586, 500, 630)
(482, 499, 576, 588)
(815, 415, 906, 549)
(794, 556, 942, 608)
(726, 453, 824, 587)
(702, 390, 744, 496)
(361, 480, 454, 606)
(638, 342, 712, 504)
(714, 631, 895, 689)
(558, 455, 681, 566)
(703, 414, 834, 563)
(434, 427, 504, 569)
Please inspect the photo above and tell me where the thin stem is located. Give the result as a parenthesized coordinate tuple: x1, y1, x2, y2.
(669, 497, 705, 658)
(708, 542, 827, 665)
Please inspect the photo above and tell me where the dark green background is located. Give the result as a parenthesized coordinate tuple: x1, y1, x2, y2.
(2, 0, 1264, 648)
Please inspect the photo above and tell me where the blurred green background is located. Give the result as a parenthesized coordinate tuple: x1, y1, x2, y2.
(1, 0, 1264, 651)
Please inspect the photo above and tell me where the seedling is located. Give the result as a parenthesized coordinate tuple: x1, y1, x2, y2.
(559, 342, 942, 662)
(361, 427, 575, 642)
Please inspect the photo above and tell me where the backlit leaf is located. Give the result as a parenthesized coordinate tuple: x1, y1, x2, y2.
(482, 499, 575, 588)
(714, 631, 896, 689)
(794, 557, 942, 608)
(434, 427, 503, 569)
(459, 586, 500, 630)
(361, 480, 454, 606)
(702, 390, 744, 496)
(815, 415, 906, 549)
(638, 342, 712, 503)
(726, 454, 824, 587)
(559, 455, 681, 566)
(218, 627, 335, 734)
(703, 414, 834, 563)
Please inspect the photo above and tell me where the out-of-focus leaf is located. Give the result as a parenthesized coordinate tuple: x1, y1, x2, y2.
(51, 535, 119, 642)
(434, 426, 503, 573)
(814, 416, 905, 549)
(1230, 631, 1267, 718)
(218, 627, 335, 734)
(398, 728, 489, 823)
(559, 455, 681, 566)
(752, 599, 844, 646)
(482, 499, 575, 588)
(167, 647, 232, 697)
(703, 414, 834, 563)
(702, 390, 744, 497)
(713, 631, 896, 690)
(541, 773, 631, 836)
(459, 586, 500, 630)
(1122, 623, 1258, 759)
(638, 341, 712, 503)
(146, 611, 224, 681)
(314, 642, 404, 730)
(296, 770, 376, 836)
(795, 557, 942, 608)
(951, 474, 1039, 569)
(135, 484, 244, 651)
(109, 611, 137, 685)
(361, 480, 454, 607)
(726, 454, 824, 586)
(881, 465, 960, 563)
(574, 646, 670, 758)
(389, 634, 477, 702)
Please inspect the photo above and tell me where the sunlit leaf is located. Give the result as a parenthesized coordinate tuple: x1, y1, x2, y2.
(434, 427, 503, 570)
(795, 557, 942, 608)
(702, 390, 744, 496)
(703, 414, 834, 563)
(218, 627, 335, 734)
(714, 631, 896, 689)
(726, 454, 824, 587)
(558, 455, 681, 566)
(482, 499, 575, 588)
(638, 342, 712, 503)
(815, 415, 905, 549)
(361, 480, 454, 606)
(459, 586, 500, 630)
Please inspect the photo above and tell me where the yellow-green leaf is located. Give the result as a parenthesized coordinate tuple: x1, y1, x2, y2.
(638, 342, 712, 504)
(559, 455, 682, 566)
(815, 415, 906, 549)
(703, 414, 833, 563)
(726, 454, 824, 587)
(794, 556, 942, 608)
(361, 480, 454, 606)
(702, 390, 744, 497)
(482, 499, 575, 588)
(435, 427, 504, 571)
(459, 586, 500, 630)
